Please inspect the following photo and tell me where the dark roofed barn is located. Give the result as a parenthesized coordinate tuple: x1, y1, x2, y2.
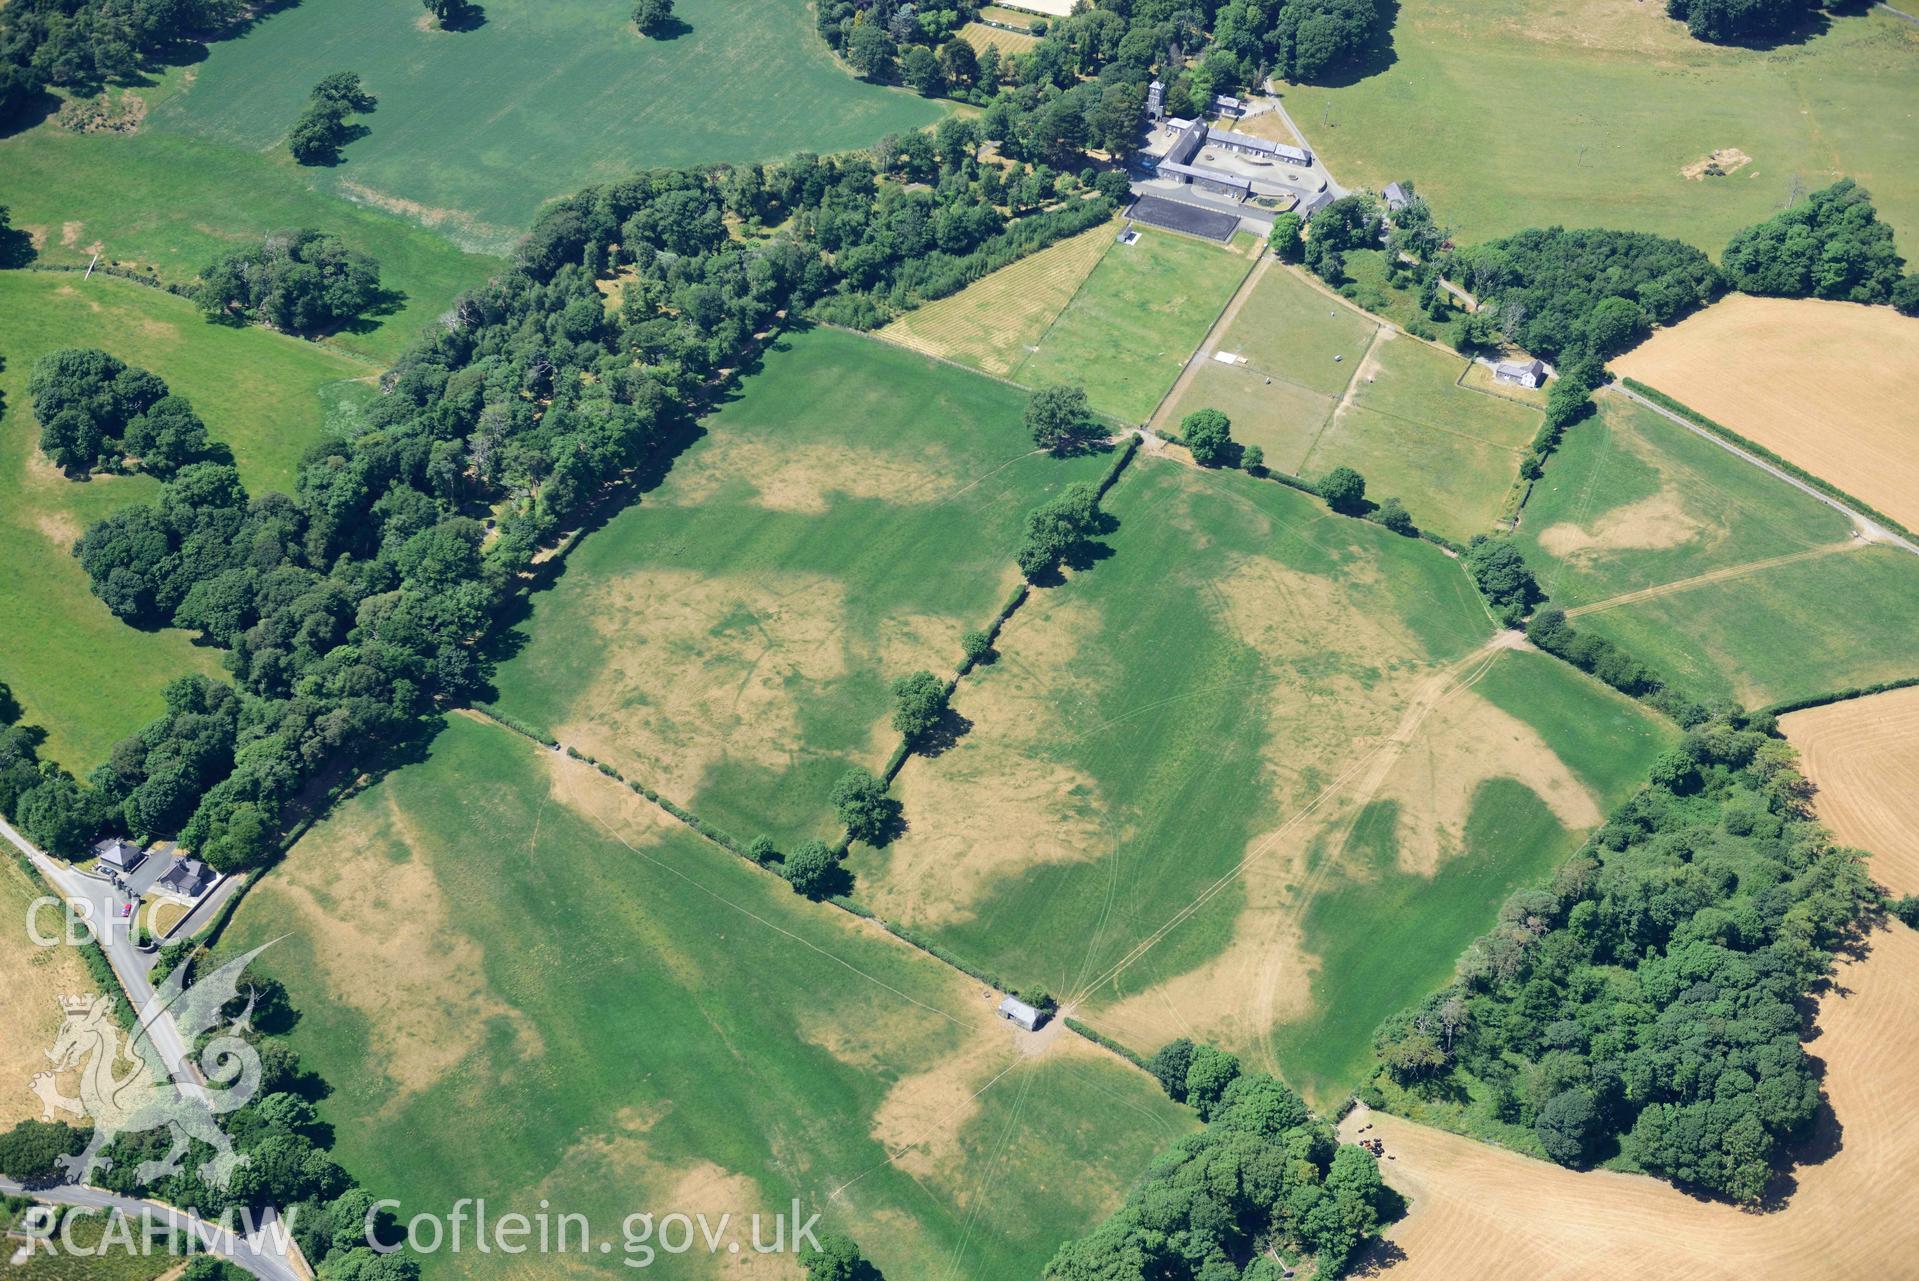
(156, 855, 214, 899)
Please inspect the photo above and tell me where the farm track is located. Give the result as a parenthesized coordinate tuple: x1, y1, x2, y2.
(1607, 383, 1919, 557)
(1147, 253, 1275, 432)
(1563, 541, 1862, 619)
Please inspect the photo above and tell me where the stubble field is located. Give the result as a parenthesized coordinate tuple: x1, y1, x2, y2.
(1784, 685, 1919, 896)
(1336, 922, 1919, 1279)
(1613, 296, 1919, 532)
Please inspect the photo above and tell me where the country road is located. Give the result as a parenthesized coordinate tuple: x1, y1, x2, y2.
(0, 818, 310, 1281)
(0, 1178, 305, 1281)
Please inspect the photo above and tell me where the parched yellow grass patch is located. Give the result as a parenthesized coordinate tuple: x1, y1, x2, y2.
(1784, 684, 1919, 897)
(1339, 923, 1919, 1279)
(241, 788, 544, 1100)
(554, 567, 954, 816)
(1614, 296, 1919, 531)
(0, 857, 98, 1128)
(876, 220, 1116, 376)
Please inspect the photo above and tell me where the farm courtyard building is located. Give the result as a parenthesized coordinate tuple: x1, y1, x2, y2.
(1140, 114, 1314, 205)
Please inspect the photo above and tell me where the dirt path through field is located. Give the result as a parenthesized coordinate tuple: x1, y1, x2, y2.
(1562, 540, 1863, 618)
(1337, 922, 1919, 1279)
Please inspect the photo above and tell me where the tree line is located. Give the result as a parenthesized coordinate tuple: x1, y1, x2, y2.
(0, 0, 246, 124)
(6, 144, 1115, 875)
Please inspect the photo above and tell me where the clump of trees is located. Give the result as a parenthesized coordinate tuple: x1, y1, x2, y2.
(1461, 535, 1540, 626)
(1451, 227, 1723, 363)
(1665, 0, 1823, 43)
(422, 0, 477, 29)
(1371, 713, 1873, 1202)
(1721, 180, 1910, 306)
(1268, 210, 1305, 263)
(800, 1234, 885, 1280)
(890, 670, 950, 743)
(197, 229, 382, 336)
(830, 766, 898, 844)
(1180, 407, 1234, 466)
(1526, 607, 1710, 725)
(1016, 481, 1104, 580)
(0, 1118, 86, 1182)
(1048, 1041, 1388, 1278)
(288, 71, 375, 166)
(28, 347, 210, 476)
(1025, 385, 1099, 454)
(1303, 193, 1380, 282)
(782, 838, 846, 898)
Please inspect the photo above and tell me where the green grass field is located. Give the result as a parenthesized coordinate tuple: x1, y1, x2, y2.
(1284, 0, 1919, 253)
(0, 272, 367, 770)
(144, 0, 944, 248)
(1518, 393, 1919, 707)
(848, 458, 1671, 1103)
(0, 124, 500, 365)
(1012, 228, 1252, 422)
(487, 326, 1112, 850)
(225, 712, 1194, 1281)
(1165, 267, 1538, 541)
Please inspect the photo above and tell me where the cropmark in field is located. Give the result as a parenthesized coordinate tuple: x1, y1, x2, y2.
(1519, 392, 1919, 709)
(848, 458, 1674, 1103)
(225, 713, 1195, 1281)
(0, 272, 370, 770)
(487, 326, 1113, 851)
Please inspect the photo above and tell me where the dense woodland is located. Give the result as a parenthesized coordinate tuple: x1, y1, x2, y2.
(1371, 715, 1875, 1202)
(1665, 0, 1831, 43)
(8, 142, 1118, 872)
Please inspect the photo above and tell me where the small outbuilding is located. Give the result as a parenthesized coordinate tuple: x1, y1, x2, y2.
(1494, 358, 1547, 389)
(1382, 181, 1412, 213)
(92, 838, 147, 874)
(998, 995, 1044, 1032)
(156, 855, 214, 899)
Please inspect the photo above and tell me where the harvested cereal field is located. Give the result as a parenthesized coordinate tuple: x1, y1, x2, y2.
(0, 854, 100, 1129)
(1337, 922, 1919, 1279)
(1613, 296, 1919, 531)
(1784, 685, 1919, 896)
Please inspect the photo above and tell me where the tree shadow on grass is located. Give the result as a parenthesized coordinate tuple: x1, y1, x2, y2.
(911, 707, 974, 760)
(639, 15, 693, 39)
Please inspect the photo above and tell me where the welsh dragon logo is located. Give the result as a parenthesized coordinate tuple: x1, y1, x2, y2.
(29, 943, 275, 1190)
